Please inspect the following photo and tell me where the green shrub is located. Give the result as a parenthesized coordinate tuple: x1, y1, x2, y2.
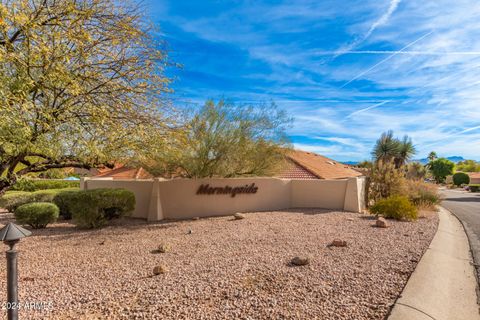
(69, 189, 135, 228)
(469, 184, 480, 192)
(404, 180, 440, 210)
(11, 179, 80, 192)
(0, 188, 79, 212)
(0, 191, 31, 212)
(370, 195, 418, 221)
(52, 189, 83, 220)
(452, 172, 470, 186)
(14, 202, 59, 229)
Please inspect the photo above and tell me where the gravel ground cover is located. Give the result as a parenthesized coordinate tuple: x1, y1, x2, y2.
(0, 209, 438, 320)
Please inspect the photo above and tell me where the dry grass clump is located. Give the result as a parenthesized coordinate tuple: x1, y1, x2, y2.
(403, 180, 441, 211)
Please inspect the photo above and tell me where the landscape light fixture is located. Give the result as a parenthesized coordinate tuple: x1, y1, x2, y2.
(0, 223, 32, 320)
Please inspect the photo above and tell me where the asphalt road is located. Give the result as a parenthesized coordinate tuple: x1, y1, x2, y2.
(441, 188, 480, 283)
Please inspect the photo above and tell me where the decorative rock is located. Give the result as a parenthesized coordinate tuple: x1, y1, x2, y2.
(233, 213, 246, 220)
(192, 217, 200, 221)
(330, 239, 347, 247)
(158, 243, 170, 253)
(153, 265, 168, 275)
(187, 229, 192, 234)
(291, 256, 310, 266)
(376, 217, 389, 228)
(346, 218, 354, 221)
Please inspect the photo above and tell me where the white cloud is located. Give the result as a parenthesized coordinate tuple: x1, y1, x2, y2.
(156, 0, 480, 161)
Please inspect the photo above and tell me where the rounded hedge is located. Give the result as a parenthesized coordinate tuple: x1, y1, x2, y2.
(452, 172, 470, 186)
(11, 179, 80, 192)
(14, 202, 59, 229)
(370, 195, 418, 221)
(0, 188, 79, 213)
(68, 189, 135, 228)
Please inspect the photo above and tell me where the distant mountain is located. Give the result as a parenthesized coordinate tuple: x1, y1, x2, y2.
(342, 156, 467, 166)
(342, 161, 359, 166)
(413, 156, 465, 165)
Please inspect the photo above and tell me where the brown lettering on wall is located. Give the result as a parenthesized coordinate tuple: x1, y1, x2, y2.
(196, 183, 259, 198)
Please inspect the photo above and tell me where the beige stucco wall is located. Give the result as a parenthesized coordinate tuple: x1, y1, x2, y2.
(158, 178, 291, 220)
(82, 178, 154, 219)
(290, 179, 347, 209)
(82, 176, 366, 221)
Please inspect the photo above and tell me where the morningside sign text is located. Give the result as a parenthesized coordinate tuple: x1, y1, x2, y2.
(196, 183, 259, 198)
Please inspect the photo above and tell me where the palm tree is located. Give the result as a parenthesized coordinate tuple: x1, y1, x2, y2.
(428, 151, 437, 162)
(395, 135, 416, 168)
(372, 131, 400, 164)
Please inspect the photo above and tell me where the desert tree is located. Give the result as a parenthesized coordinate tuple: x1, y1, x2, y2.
(139, 99, 291, 178)
(456, 160, 480, 172)
(0, 0, 172, 193)
(428, 158, 455, 183)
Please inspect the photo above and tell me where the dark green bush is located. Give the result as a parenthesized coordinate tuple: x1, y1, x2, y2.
(370, 195, 418, 221)
(11, 179, 80, 192)
(69, 189, 135, 228)
(0, 188, 79, 212)
(14, 202, 59, 229)
(469, 184, 480, 192)
(52, 189, 83, 220)
(453, 172, 470, 186)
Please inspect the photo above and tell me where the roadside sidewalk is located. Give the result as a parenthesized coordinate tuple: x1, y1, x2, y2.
(389, 207, 480, 320)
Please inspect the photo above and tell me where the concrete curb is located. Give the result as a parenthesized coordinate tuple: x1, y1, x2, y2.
(388, 207, 480, 320)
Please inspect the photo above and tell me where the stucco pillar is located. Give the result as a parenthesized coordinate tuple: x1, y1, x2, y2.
(80, 177, 90, 190)
(343, 177, 361, 212)
(147, 178, 164, 221)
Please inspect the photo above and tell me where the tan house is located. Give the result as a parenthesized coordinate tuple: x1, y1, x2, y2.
(469, 172, 480, 184)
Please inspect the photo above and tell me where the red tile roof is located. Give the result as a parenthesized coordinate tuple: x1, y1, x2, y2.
(278, 160, 320, 179)
(94, 167, 153, 179)
(280, 150, 362, 180)
(93, 150, 362, 180)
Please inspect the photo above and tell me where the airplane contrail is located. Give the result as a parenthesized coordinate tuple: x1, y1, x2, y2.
(340, 31, 433, 88)
(316, 50, 480, 56)
(345, 100, 390, 118)
(336, 0, 402, 56)
(423, 125, 480, 147)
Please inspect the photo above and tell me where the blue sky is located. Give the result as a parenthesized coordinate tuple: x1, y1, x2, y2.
(144, 0, 480, 162)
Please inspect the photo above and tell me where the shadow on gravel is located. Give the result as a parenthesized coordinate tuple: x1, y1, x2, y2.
(286, 208, 335, 215)
(0, 212, 181, 239)
(359, 215, 376, 220)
